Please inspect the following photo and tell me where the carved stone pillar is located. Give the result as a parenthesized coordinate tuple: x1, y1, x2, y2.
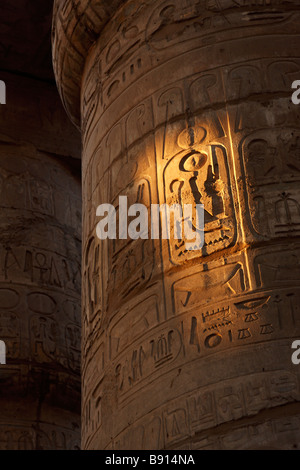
(0, 73, 81, 450)
(53, 0, 300, 450)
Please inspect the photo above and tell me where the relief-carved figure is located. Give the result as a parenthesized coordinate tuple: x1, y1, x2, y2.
(30, 315, 58, 363)
(164, 125, 236, 263)
(107, 177, 155, 305)
(240, 129, 300, 238)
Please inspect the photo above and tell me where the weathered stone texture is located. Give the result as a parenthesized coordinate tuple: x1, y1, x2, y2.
(53, 0, 300, 449)
(0, 73, 81, 450)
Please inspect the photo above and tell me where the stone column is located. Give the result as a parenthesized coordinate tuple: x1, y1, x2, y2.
(53, 0, 300, 450)
(0, 73, 81, 450)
